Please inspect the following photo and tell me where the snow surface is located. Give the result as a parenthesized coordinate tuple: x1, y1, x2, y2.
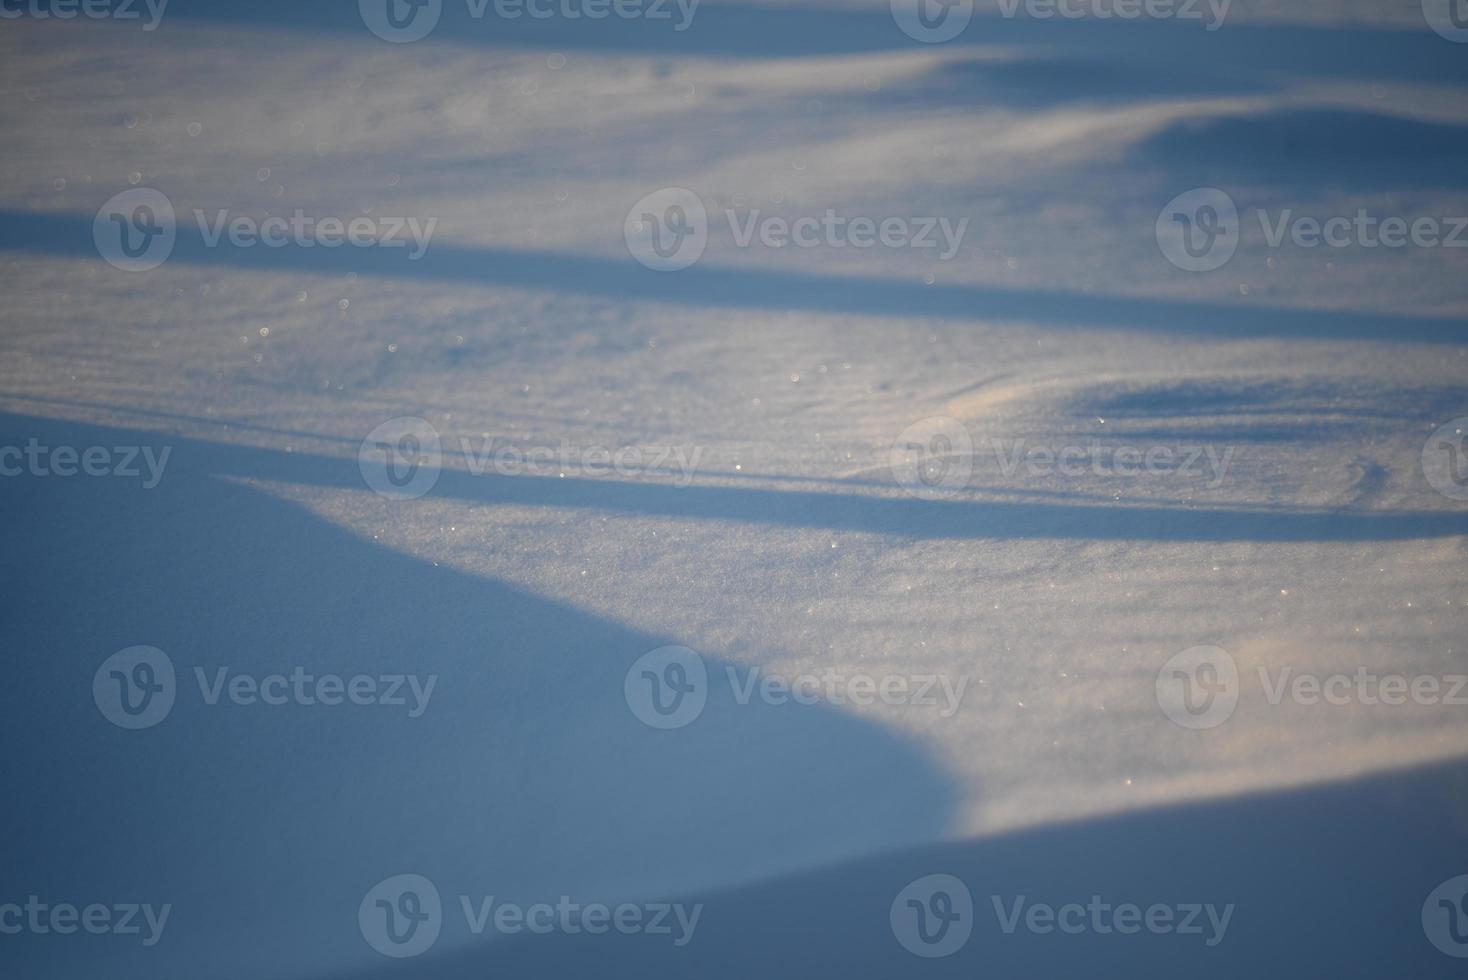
(1, 2, 1467, 978)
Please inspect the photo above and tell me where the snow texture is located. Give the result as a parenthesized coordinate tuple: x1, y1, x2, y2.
(1, 1, 1466, 977)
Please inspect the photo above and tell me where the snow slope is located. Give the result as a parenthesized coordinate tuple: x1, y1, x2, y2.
(1, 3, 1466, 977)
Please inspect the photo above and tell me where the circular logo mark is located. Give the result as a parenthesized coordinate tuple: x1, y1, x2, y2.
(1422, 417, 1468, 501)
(93, 646, 176, 730)
(1423, 874, 1468, 957)
(890, 416, 974, 499)
(624, 646, 708, 729)
(359, 874, 442, 958)
(891, 873, 973, 958)
(93, 188, 176, 272)
(1156, 645, 1239, 730)
(359, 417, 442, 500)
(359, 0, 442, 42)
(891, 0, 973, 43)
(1155, 188, 1239, 273)
(1423, 0, 1468, 42)
(624, 188, 708, 272)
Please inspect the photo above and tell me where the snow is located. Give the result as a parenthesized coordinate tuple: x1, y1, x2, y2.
(1, 2, 1466, 977)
